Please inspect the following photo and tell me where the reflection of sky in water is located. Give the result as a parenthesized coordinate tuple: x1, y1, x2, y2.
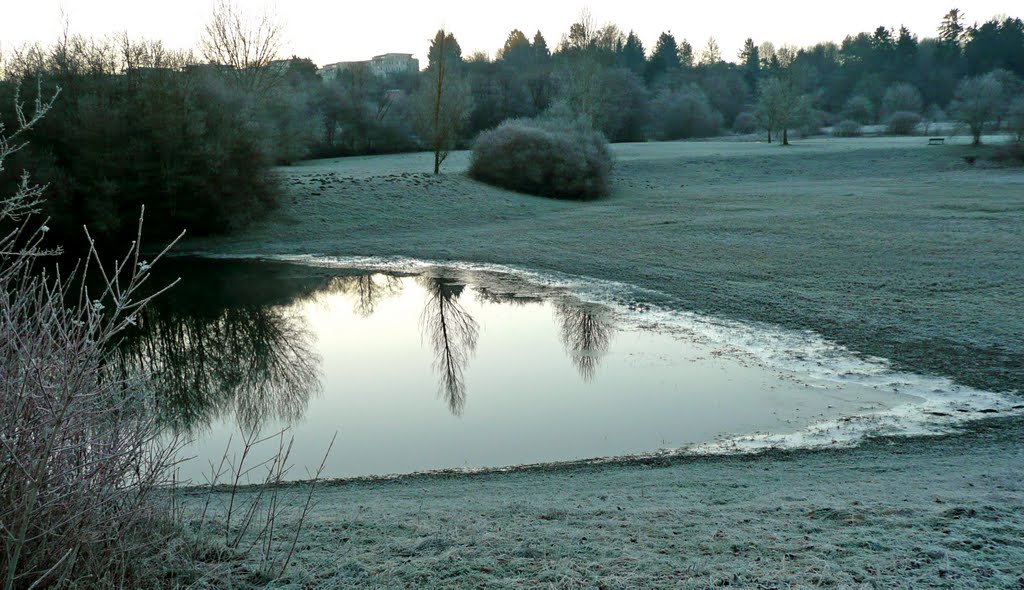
(126, 260, 914, 481)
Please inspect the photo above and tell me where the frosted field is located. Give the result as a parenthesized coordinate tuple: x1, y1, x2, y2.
(179, 136, 1024, 587)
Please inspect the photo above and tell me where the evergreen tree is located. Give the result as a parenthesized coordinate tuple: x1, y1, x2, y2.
(964, 17, 1024, 77)
(533, 31, 551, 62)
(895, 26, 919, 72)
(621, 31, 647, 77)
(499, 29, 532, 65)
(740, 38, 761, 86)
(678, 39, 695, 68)
(428, 30, 463, 70)
(939, 8, 966, 48)
(647, 32, 681, 82)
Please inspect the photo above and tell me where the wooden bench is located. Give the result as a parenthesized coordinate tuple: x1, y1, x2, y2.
(928, 137, 945, 145)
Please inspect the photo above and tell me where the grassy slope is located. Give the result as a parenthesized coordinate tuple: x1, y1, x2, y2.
(181, 136, 1024, 587)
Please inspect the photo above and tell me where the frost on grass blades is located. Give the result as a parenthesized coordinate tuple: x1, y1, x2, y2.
(194, 253, 1021, 462)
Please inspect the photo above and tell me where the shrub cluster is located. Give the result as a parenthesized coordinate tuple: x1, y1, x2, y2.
(887, 111, 923, 135)
(833, 119, 863, 137)
(0, 37, 285, 243)
(732, 112, 758, 134)
(648, 85, 722, 140)
(468, 118, 613, 200)
(843, 95, 876, 124)
(0, 94, 182, 587)
(882, 82, 924, 117)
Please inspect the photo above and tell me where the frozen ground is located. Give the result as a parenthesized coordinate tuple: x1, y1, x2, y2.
(182, 418, 1023, 588)
(180, 136, 1023, 587)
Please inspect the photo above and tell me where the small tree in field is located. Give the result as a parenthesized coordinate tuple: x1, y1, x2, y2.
(951, 73, 1005, 146)
(417, 29, 473, 174)
(755, 77, 810, 145)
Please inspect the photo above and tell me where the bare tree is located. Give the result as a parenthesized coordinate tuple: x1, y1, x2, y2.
(698, 37, 722, 66)
(951, 73, 1005, 145)
(755, 77, 811, 145)
(200, 0, 284, 96)
(417, 29, 472, 175)
(419, 277, 479, 415)
(555, 300, 614, 382)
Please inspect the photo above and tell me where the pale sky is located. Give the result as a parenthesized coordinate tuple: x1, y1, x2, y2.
(1, 1, 1019, 68)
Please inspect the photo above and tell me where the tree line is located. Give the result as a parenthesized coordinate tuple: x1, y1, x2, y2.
(1, 6, 1021, 240)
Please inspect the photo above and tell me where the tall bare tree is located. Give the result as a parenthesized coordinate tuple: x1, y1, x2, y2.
(417, 29, 472, 175)
(200, 0, 284, 96)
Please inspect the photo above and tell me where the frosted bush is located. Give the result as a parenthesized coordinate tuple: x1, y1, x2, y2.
(887, 111, 922, 136)
(648, 85, 723, 140)
(882, 83, 924, 117)
(732, 112, 757, 134)
(842, 95, 875, 125)
(468, 118, 613, 200)
(833, 120, 863, 137)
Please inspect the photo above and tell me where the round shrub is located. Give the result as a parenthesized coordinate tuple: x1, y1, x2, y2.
(887, 111, 922, 136)
(732, 112, 757, 134)
(833, 119, 863, 137)
(469, 119, 613, 200)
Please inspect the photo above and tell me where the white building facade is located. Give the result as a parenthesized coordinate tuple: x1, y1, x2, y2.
(319, 53, 419, 81)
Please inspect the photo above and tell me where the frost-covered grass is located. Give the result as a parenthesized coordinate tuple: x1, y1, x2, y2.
(179, 417, 1024, 588)
(180, 135, 1024, 586)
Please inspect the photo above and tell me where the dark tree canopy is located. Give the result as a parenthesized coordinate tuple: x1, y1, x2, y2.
(647, 31, 681, 82)
(428, 30, 463, 70)
(499, 29, 533, 65)
(533, 31, 551, 61)
(621, 31, 647, 77)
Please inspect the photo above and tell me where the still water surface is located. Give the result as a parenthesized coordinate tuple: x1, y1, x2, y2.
(122, 258, 916, 480)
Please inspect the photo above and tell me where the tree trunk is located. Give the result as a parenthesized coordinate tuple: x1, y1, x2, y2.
(767, 128, 772, 144)
(434, 150, 441, 175)
(783, 127, 789, 146)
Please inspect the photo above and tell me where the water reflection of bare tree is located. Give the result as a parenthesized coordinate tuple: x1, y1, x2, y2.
(117, 304, 321, 434)
(555, 300, 615, 382)
(418, 277, 479, 416)
(473, 286, 543, 307)
(322, 274, 404, 317)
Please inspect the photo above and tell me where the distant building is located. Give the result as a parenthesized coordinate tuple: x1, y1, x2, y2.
(319, 53, 419, 81)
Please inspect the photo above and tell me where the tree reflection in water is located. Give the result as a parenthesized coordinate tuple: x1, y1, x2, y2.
(117, 305, 322, 434)
(114, 259, 335, 434)
(119, 259, 618, 426)
(322, 274, 404, 317)
(418, 277, 479, 416)
(554, 300, 615, 382)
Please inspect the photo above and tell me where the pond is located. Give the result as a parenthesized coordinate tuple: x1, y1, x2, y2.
(121, 257, 1013, 481)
